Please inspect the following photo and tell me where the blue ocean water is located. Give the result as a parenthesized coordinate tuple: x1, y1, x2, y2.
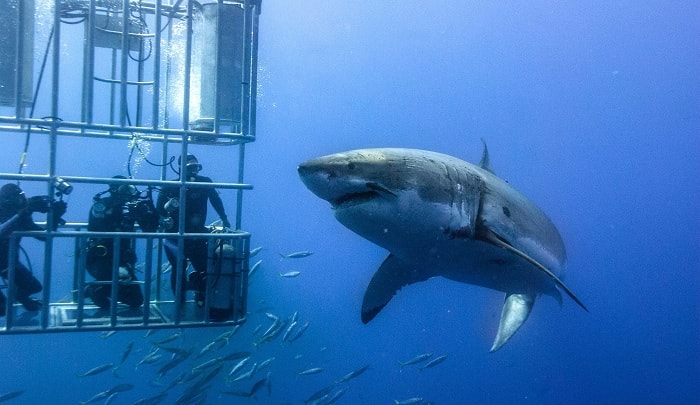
(2, 1, 698, 404)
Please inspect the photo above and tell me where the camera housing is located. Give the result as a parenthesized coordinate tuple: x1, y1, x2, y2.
(54, 177, 73, 196)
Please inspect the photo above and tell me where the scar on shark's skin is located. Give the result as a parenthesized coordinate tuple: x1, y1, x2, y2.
(298, 143, 586, 352)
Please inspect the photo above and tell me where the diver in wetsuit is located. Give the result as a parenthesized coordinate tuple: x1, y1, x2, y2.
(0, 183, 67, 314)
(85, 176, 158, 309)
(156, 154, 230, 307)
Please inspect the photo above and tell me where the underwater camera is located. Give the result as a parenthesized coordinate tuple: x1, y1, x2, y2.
(122, 200, 150, 221)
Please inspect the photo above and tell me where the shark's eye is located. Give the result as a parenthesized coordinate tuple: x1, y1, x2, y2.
(347, 162, 356, 170)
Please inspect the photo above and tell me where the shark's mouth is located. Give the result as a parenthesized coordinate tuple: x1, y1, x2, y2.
(331, 190, 380, 209)
(330, 182, 396, 209)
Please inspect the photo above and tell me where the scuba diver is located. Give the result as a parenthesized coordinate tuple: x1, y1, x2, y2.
(0, 183, 67, 314)
(156, 154, 230, 307)
(85, 176, 158, 309)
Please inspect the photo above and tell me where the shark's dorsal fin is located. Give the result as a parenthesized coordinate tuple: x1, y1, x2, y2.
(481, 227, 588, 312)
(479, 139, 494, 174)
(361, 254, 431, 323)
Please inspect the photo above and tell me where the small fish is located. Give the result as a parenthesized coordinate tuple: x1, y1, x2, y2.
(304, 385, 334, 404)
(136, 348, 162, 371)
(196, 338, 227, 358)
(77, 363, 116, 377)
(230, 362, 257, 382)
(160, 262, 172, 274)
(297, 367, 324, 376)
(213, 327, 237, 344)
(335, 364, 370, 383)
(80, 384, 133, 405)
(257, 356, 275, 370)
(100, 330, 117, 339)
(398, 353, 432, 369)
(280, 250, 313, 259)
(249, 246, 263, 257)
(248, 372, 271, 398)
(80, 390, 112, 405)
(282, 320, 298, 342)
(255, 317, 288, 346)
(317, 387, 347, 405)
(163, 371, 188, 391)
(288, 321, 309, 342)
(187, 365, 224, 399)
(131, 392, 168, 405)
(143, 329, 157, 338)
(157, 351, 190, 378)
(260, 318, 281, 339)
(103, 392, 119, 405)
(102, 384, 134, 402)
(223, 372, 271, 398)
(222, 350, 252, 361)
(0, 390, 24, 403)
(117, 341, 134, 368)
(249, 259, 263, 277)
(280, 271, 301, 278)
(394, 398, 424, 405)
(394, 397, 423, 405)
(155, 345, 192, 358)
(227, 357, 251, 380)
(152, 332, 182, 346)
(192, 357, 223, 373)
(419, 354, 447, 370)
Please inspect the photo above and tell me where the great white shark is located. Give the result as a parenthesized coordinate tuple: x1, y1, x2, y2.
(297, 144, 587, 351)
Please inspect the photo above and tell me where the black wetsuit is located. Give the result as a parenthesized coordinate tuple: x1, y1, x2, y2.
(0, 210, 44, 314)
(85, 193, 158, 309)
(156, 174, 228, 300)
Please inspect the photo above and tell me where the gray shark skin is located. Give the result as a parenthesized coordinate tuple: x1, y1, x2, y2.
(297, 145, 587, 351)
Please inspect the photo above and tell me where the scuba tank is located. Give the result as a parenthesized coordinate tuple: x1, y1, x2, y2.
(207, 231, 239, 322)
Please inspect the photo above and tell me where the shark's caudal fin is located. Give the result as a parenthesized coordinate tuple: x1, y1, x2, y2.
(491, 293, 535, 352)
(361, 254, 431, 323)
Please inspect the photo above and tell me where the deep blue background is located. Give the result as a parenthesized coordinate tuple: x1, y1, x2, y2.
(2, 1, 698, 404)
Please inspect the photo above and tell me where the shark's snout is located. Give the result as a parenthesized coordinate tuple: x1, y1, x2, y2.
(296, 161, 319, 178)
(298, 157, 394, 210)
(297, 160, 333, 201)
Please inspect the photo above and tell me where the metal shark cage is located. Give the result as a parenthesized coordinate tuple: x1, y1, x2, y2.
(0, 0, 262, 334)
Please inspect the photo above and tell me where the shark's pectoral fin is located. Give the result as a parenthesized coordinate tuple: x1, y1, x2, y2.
(490, 293, 535, 352)
(481, 227, 588, 312)
(361, 254, 429, 324)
